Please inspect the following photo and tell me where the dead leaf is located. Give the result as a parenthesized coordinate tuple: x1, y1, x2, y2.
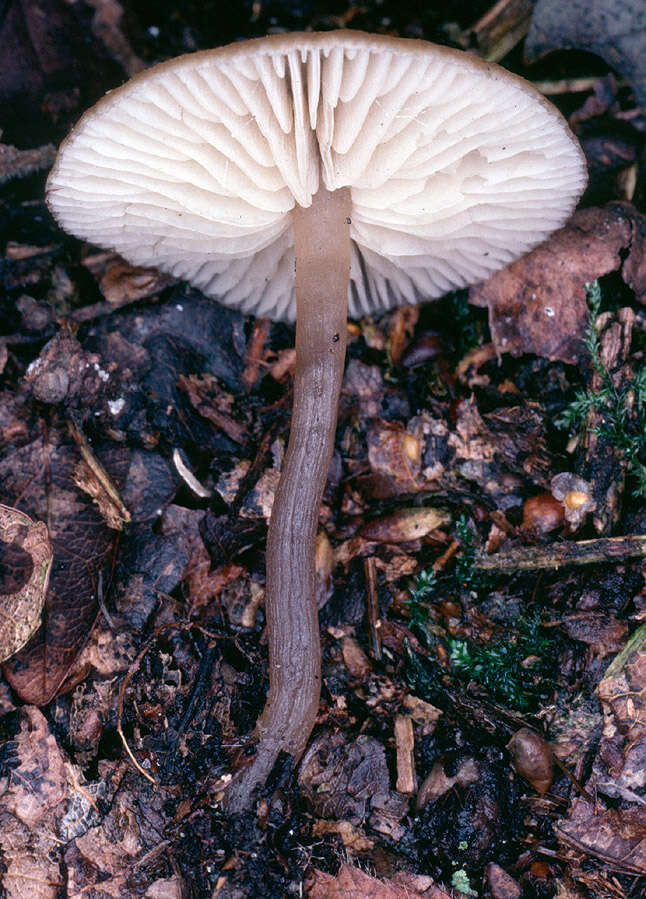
(307, 863, 450, 899)
(486, 863, 522, 899)
(312, 818, 375, 851)
(0, 707, 68, 898)
(449, 397, 553, 492)
(596, 624, 646, 797)
(387, 306, 419, 365)
(562, 613, 628, 656)
(0, 426, 116, 705)
(0, 504, 53, 662)
(178, 373, 247, 445)
(359, 507, 450, 543)
(549, 695, 603, 767)
(557, 797, 646, 875)
(298, 732, 391, 821)
(469, 204, 646, 363)
(363, 419, 423, 497)
(144, 877, 186, 899)
(341, 634, 372, 679)
(98, 257, 172, 306)
(65, 774, 168, 896)
(526, 0, 646, 111)
(416, 757, 480, 809)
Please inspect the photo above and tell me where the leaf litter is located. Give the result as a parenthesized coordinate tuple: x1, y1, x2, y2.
(2, 0, 646, 897)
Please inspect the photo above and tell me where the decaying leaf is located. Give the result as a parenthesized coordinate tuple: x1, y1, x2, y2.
(64, 772, 168, 896)
(526, 0, 646, 111)
(557, 798, 646, 875)
(298, 732, 392, 821)
(0, 427, 116, 705)
(359, 507, 449, 543)
(597, 624, 646, 796)
(308, 863, 452, 899)
(0, 707, 68, 898)
(0, 504, 53, 662)
(470, 204, 646, 363)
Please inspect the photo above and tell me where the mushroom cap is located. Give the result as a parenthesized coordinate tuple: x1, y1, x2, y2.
(47, 31, 587, 322)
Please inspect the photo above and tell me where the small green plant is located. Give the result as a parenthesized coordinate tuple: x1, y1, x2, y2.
(454, 513, 489, 594)
(449, 611, 552, 710)
(556, 281, 646, 496)
(406, 566, 437, 627)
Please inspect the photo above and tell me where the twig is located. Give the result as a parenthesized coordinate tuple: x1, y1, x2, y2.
(364, 556, 382, 662)
(476, 535, 646, 572)
(68, 419, 131, 526)
(242, 317, 271, 391)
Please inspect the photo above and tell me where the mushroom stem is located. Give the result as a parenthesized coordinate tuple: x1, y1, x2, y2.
(223, 185, 352, 812)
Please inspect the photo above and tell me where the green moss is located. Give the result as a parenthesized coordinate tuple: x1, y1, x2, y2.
(556, 281, 646, 496)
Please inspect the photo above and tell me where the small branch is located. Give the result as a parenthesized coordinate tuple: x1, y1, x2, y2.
(364, 556, 382, 662)
(476, 534, 646, 572)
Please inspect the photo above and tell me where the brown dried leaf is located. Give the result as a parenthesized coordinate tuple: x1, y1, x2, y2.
(469, 205, 646, 363)
(359, 507, 450, 543)
(388, 306, 419, 365)
(298, 732, 391, 821)
(341, 634, 372, 679)
(596, 624, 646, 798)
(526, 0, 646, 111)
(562, 613, 628, 656)
(557, 798, 646, 875)
(311, 819, 375, 852)
(161, 506, 244, 613)
(550, 696, 603, 767)
(416, 757, 480, 809)
(144, 877, 186, 899)
(99, 258, 171, 306)
(449, 397, 553, 492)
(486, 863, 522, 899)
(0, 427, 116, 705)
(178, 373, 247, 446)
(0, 504, 53, 662)
(363, 419, 424, 497)
(308, 863, 450, 899)
(0, 706, 68, 827)
(65, 774, 167, 896)
(0, 707, 68, 898)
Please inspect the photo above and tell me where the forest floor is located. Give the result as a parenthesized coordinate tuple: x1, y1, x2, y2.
(2, 1, 646, 897)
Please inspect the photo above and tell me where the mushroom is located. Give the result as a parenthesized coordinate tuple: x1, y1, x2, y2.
(46, 31, 587, 811)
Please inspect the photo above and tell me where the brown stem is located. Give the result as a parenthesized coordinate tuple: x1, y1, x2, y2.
(223, 185, 352, 812)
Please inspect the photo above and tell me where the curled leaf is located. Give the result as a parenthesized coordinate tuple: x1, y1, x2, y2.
(0, 504, 53, 662)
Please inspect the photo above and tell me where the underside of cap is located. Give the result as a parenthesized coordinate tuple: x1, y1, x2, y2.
(47, 31, 587, 322)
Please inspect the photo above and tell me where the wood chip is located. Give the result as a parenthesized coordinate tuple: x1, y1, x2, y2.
(395, 715, 417, 795)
